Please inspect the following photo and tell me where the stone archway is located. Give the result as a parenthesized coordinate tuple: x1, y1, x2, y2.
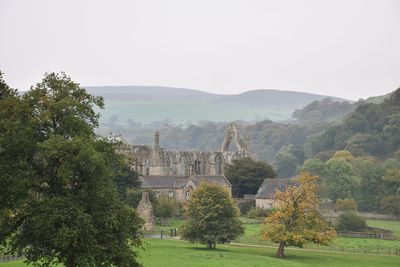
(220, 123, 249, 156)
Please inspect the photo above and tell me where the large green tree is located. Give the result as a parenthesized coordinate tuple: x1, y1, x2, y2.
(181, 182, 244, 249)
(224, 157, 276, 198)
(0, 72, 143, 266)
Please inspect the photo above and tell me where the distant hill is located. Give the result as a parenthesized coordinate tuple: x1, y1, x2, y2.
(85, 86, 351, 124)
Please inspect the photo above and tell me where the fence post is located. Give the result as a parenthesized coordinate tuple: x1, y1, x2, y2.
(161, 230, 163, 239)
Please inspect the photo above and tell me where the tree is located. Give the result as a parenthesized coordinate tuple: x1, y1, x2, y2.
(337, 212, 366, 231)
(154, 195, 180, 224)
(335, 198, 357, 212)
(181, 182, 244, 249)
(275, 152, 298, 178)
(380, 195, 400, 217)
(224, 157, 276, 198)
(0, 73, 35, 211)
(263, 172, 336, 258)
(324, 158, 360, 201)
(0, 73, 143, 266)
(352, 157, 385, 211)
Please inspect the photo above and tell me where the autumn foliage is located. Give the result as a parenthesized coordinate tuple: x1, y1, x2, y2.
(263, 172, 336, 258)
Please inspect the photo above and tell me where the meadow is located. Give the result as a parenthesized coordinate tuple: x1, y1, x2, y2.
(2, 238, 399, 267)
(2, 219, 400, 266)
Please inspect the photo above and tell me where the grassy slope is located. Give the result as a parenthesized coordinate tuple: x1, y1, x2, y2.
(3, 239, 399, 267)
(367, 220, 400, 236)
(98, 100, 290, 124)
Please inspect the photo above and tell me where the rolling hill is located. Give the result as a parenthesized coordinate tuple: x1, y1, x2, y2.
(85, 86, 351, 124)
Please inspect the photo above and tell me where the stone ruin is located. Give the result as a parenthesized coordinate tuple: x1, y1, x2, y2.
(137, 192, 155, 231)
(118, 123, 250, 177)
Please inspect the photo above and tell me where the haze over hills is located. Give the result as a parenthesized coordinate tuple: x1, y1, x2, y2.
(85, 86, 351, 124)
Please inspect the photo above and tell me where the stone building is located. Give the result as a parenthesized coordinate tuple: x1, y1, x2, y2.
(118, 123, 249, 176)
(118, 123, 249, 202)
(255, 178, 297, 209)
(140, 175, 232, 202)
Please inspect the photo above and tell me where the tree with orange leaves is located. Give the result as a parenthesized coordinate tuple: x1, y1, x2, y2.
(263, 172, 336, 258)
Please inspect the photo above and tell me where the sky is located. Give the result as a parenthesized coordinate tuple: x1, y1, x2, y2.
(0, 0, 399, 100)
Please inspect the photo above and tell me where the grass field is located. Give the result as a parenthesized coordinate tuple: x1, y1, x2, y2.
(367, 220, 400, 237)
(150, 218, 400, 251)
(236, 221, 400, 250)
(2, 239, 399, 267)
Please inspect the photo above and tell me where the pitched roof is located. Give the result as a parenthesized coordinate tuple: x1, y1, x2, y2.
(140, 175, 231, 189)
(140, 176, 189, 189)
(255, 178, 297, 199)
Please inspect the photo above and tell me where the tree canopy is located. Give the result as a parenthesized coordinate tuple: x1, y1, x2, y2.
(224, 157, 276, 198)
(263, 172, 336, 258)
(181, 182, 244, 249)
(0, 72, 143, 266)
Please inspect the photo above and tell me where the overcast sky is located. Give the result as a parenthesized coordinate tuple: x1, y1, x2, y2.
(0, 0, 399, 100)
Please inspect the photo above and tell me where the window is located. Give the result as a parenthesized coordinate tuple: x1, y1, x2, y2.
(168, 192, 174, 198)
(185, 191, 191, 199)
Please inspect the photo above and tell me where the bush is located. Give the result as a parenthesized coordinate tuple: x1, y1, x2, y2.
(337, 212, 366, 231)
(237, 199, 255, 215)
(247, 207, 270, 218)
(154, 195, 180, 219)
(335, 198, 357, 212)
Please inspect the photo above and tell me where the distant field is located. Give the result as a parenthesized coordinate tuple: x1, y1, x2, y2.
(2, 239, 399, 267)
(98, 100, 290, 124)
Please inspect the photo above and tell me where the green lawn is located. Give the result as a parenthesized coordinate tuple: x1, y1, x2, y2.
(146, 218, 400, 250)
(3, 239, 399, 267)
(236, 222, 400, 251)
(367, 220, 400, 237)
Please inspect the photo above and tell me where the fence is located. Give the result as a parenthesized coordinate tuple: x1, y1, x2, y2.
(337, 231, 396, 240)
(301, 243, 400, 256)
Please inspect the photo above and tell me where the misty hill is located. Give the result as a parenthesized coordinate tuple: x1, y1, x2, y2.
(85, 86, 351, 124)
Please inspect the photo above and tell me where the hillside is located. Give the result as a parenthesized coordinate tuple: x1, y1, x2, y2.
(85, 86, 350, 124)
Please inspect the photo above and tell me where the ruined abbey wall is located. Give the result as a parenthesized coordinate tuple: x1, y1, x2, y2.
(118, 123, 250, 176)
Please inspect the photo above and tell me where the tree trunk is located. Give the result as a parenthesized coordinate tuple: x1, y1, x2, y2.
(212, 242, 216, 249)
(277, 241, 286, 258)
(66, 256, 75, 267)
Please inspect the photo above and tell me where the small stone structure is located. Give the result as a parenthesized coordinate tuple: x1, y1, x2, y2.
(255, 178, 298, 209)
(137, 192, 155, 231)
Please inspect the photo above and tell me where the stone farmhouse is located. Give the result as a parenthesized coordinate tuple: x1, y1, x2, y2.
(255, 178, 297, 209)
(140, 175, 231, 202)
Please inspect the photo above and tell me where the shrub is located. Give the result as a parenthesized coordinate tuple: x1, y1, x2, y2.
(337, 212, 366, 231)
(237, 199, 255, 215)
(247, 207, 270, 218)
(335, 198, 357, 212)
(154, 195, 180, 219)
